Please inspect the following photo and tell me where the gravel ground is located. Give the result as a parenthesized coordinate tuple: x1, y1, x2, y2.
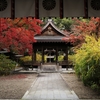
(0, 72, 38, 99)
(0, 71, 100, 99)
(61, 73, 100, 99)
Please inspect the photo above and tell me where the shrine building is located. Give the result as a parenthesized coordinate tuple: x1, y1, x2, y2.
(32, 19, 72, 70)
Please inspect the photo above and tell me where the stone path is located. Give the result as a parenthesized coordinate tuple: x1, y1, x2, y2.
(22, 73, 79, 100)
(41, 64, 58, 72)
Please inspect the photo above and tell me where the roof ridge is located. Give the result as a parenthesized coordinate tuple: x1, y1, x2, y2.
(42, 20, 66, 36)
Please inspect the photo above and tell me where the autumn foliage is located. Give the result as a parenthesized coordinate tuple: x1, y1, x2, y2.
(0, 17, 42, 54)
(69, 35, 100, 91)
(63, 17, 100, 46)
(67, 18, 100, 91)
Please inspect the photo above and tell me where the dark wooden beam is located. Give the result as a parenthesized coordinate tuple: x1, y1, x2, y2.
(60, 0, 63, 18)
(84, 0, 88, 18)
(35, 0, 39, 19)
(11, 0, 15, 19)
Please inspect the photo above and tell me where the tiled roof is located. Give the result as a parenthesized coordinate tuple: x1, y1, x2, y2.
(34, 36, 65, 42)
(34, 19, 69, 43)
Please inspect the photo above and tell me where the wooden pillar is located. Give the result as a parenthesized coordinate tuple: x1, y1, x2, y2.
(62, 46, 68, 70)
(34, 50, 36, 62)
(32, 43, 36, 64)
(65, 46, 68, 63)
(32, 44, 34, 64)
(42, 47, 44, 64)
(56, 47, 58, 64)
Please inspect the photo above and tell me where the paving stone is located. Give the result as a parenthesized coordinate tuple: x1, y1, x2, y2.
(22, 72, 79, 100)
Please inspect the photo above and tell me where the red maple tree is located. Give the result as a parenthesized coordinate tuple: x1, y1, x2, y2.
(63, 17, 100, 46)
(0, 17, 42, 55)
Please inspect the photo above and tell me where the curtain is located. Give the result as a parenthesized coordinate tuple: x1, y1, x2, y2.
(63, 0, 85, 17)
(15, 0, 35, 18)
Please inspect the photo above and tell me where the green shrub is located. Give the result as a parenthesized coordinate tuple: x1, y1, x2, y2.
(19, 56, 32, 66)
(70, 35, 100, 91)
(91, 83, 100, 92)
(36, 53, 42, 62)
(44, 55, 47, 62)
(68, 55, 75, 65)
(20, 53, 42, 63)
(0, 54, 16, 75)
(20, 56, 32, 62)
(58, 55, 64, 61)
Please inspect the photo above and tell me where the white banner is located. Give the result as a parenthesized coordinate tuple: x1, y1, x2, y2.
(15, 0, 35, 17)
(63, 0, 85, 17)
(0, 0, 11, 18)
(39, 0, 59, 18)
(88, 0, 100, 17)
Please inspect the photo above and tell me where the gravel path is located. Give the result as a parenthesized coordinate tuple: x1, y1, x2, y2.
(0, 73, 37, 99)
(0, 72, 100, 99)
(61, 73, 100, 99)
